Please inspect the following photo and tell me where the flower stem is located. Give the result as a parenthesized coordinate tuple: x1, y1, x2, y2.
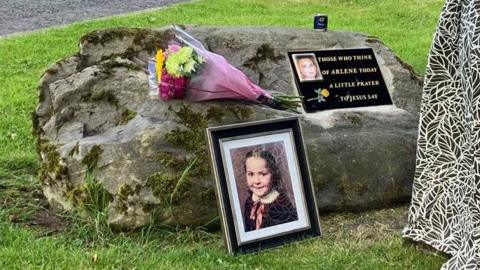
(270, 92, 304, 112)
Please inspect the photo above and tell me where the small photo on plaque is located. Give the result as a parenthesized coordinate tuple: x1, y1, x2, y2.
(292, 53, 324, 82)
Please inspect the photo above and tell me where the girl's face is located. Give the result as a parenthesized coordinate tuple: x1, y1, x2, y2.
(298, 58, 317, 80)
(245, 156, 272, 198)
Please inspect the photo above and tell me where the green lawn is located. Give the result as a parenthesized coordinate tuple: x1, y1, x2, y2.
(0, 0, 446, 269)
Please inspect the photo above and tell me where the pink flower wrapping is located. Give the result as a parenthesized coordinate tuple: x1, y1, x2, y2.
(149, 26, 302, 111)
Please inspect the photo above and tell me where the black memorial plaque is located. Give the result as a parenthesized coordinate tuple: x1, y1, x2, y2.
(288, 48, 392, 112)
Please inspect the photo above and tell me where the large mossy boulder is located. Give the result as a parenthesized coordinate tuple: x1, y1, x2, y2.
(33, 26, 422, 229)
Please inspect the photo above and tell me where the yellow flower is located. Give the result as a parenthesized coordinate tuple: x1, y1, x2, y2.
(155, 49, 164, 83)
(321, 88, 330, 97)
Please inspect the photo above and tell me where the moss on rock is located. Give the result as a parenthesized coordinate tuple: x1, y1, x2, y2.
(163, 105, 226, 179)
(156, 151, 186, 171)
(230, 106, 254, 121)
(100, 60, 142, 75)
(115, 183, 141, 213)
(119, 109, 137, 125)
(145, 104, 251, 224)
(244, 43, 284, 72)
(255, 43, 284, 62)
(146, 172, 183, 206)
(348, 115, 362, 126)
(80, 27, 173, 55)
(338, 176, 369, 203)
(81, 145, 104, 172)
(81, 88, 119, 107)
(38, 141, 69, 184)
(313, 177, 329, 191)
(68, 141, 80, 157)
(79, 28, 146, 46)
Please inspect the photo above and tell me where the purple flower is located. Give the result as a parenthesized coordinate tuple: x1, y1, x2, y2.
(159, 70, 187, 100)
(168, 44, 181, 53)
(163, 44, 182, 59)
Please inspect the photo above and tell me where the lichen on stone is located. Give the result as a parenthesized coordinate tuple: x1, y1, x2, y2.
(255, 43, 284, 62)
(81, 145, 104, 172)
(68, 141, 80, 157)
(132, 29, 172, 54)
(38, 140, 69, 184)
(99, 48, 137, 63)
(244, 43, 284, 72)
(115, 183, 141, 213)
(200, 187, 216, 202)
(80, 27, 172, 57)
(119, 109, 137, 125)
(230, 106, 253, 121)
(100, 60, 142, 75)
(348, 115, 362, 126)
(313, 176, 329, 191)
(156, 151, 186, 171)
(33, 110, 72, 197)
(146, 172, 189, 206)
(338, 176, 369, 203)
(80, 27, 144, 46)
(81, 88, 119, 107)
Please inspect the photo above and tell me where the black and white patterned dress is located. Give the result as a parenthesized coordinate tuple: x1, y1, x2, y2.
(403, 0, 480, 268)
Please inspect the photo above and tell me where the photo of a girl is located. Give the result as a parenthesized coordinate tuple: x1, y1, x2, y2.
(243, 149, 298, 231)
(230, 141, 299, 233)
(293, 53, 323, 82)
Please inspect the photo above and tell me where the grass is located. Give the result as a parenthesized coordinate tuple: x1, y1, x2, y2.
(1, 207, 446, 269)
(0, 0, 446, 268)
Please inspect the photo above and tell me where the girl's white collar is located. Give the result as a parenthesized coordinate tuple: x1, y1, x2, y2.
(252, 190, 279, 204)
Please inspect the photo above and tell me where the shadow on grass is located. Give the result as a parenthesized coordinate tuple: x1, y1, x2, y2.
(0, 157, 38, 177)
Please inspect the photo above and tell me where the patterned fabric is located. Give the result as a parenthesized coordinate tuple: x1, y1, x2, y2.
(403, 1, 480, 268)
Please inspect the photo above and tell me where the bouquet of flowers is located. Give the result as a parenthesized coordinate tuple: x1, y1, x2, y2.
(148, 26, 302, 111)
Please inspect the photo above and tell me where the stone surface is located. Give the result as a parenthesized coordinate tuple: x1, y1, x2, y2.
(33, 26, 422, 229)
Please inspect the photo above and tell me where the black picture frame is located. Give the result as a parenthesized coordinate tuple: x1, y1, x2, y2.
(206, 117, 321, 255)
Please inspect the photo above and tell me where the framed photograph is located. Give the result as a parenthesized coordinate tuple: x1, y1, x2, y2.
(206, 117, 321, 254)
(292, 53, 324, 82)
